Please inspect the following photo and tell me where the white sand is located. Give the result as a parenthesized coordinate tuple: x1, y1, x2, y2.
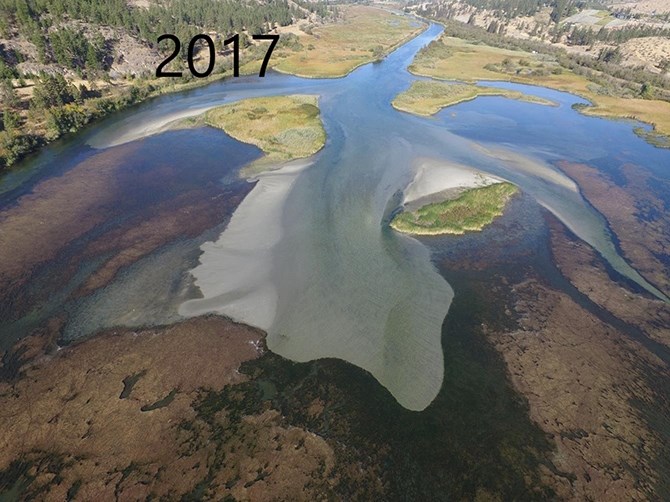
(472, 143, 668, 301)
(402, 158, 505, 205)
(178, 159, 312, 327)
(88, 106, 215, 149)
(178, 147, 455, 411)
(475, 144, 579, 192)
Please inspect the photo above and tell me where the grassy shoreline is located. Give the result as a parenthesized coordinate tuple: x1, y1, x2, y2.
(406, 34, 670, 141)
(202, 95, 326, 176)
(392, 80, 555, 116)
(391, 182, 518, 235)
(265, 6, 425, 78)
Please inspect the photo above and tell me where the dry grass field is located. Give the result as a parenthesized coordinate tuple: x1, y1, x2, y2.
(204, 95, 325, 174)
(243, 5, 424, 78)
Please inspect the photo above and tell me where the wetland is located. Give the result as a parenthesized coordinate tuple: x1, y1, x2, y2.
(1, 13, 670, 501)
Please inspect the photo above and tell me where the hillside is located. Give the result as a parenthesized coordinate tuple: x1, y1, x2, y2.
(0, 0, 334, 169)
(409, 0, 670, 73)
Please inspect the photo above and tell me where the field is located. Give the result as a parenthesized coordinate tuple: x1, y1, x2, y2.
(204, 95, 325, 175)
(392, 80, 554, 116)
(391, 182, 518, 235)
(409, 35, 670, 138)
(241, 5, 424, 78)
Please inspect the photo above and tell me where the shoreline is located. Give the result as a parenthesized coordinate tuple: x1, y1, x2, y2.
(391, 81, 557, 116)
(271, 16, 427, 79)
(1, 7, 427, 173)
(405, 29, 670, 142)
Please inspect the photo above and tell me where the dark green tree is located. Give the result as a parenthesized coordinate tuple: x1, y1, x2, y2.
(32, 73, 74, 109)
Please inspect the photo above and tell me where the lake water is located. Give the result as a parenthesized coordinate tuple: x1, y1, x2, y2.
(2, 22, 669, 411)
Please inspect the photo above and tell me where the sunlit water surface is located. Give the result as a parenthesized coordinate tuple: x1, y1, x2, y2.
(2, 23, 670, 410)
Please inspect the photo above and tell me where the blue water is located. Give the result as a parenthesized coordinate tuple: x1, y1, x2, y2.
(1, 22, 669, 410)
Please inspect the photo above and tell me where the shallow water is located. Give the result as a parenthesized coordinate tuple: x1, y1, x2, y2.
(2, 22, 670, 410)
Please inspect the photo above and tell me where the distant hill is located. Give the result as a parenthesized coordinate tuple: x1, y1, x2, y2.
(409, 0, 670, 73)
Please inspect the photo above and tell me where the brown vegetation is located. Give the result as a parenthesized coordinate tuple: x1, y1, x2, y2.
(491, 277, 666, 500)
(0, 317, 338, 500)
(548, 217, 670, 347)
(556, 160, 670, 296)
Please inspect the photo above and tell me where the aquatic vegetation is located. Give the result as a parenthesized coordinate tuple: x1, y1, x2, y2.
(634, 127, 670, 149)
(392, 80, 554, 116)
(391, 182, 518, 235)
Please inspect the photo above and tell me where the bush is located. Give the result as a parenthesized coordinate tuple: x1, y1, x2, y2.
(45, 104, 93, 140)
(0, 132, 43, 168)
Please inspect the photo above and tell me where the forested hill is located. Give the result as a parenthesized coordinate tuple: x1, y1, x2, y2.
(416, 0, 600, 22)
(0, 0, 333, 169)
(0, 0, 328, 71)
(0, 0, 327, 49)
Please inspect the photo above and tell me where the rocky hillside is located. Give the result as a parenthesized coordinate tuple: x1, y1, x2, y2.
(409, 0, 670, 73)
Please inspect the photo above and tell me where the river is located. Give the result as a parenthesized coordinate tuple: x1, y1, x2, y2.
(1, 23, 669, 411)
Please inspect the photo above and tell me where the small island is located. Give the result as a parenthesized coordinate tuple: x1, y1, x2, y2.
(203, 94, 326, 175)
(392, 81, 555, 116)
(391, 181, 518, 235)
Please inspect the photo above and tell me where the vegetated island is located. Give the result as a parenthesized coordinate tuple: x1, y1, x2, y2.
(201, 94, 326, 176)
(406, 34, 670, 142)
(392, 80, 555, 116)
(391, 181, 518, 235)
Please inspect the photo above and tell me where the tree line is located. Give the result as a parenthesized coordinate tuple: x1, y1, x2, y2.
(414, 0, 606, 21)
(0, 0, 303, 40)
(567, 24, 670, 46)
(416, 16, 670, 95)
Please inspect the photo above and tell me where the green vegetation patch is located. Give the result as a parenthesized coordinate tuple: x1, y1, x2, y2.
(391, 182, 518, 235)
(408, 37, 454, 72)
(205, 95, 325, 175)
(392, 80, 555, 116)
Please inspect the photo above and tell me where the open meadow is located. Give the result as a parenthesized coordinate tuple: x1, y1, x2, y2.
(242, 5, 424, 78)
(204, 95, 325, 175)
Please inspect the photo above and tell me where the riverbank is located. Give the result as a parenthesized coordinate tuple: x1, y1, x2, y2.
(0, 6, 423, 172)
(243, 5, 425, 78)
(392, 80, 555, 116)
(407, 34, 670, 141)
